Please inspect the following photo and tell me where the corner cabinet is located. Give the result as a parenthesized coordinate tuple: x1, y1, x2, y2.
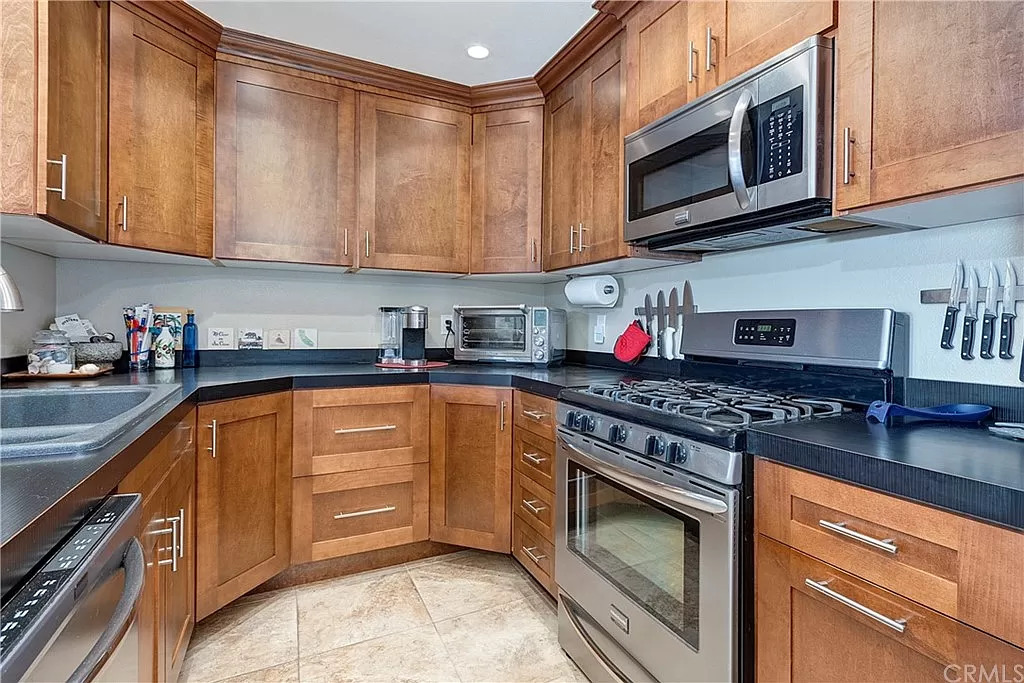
(196, 392, 292, 620)
(215, 62, 357, 266)
(107, 3, 214, 257)
(429, 385, 512, 552)
(470, 107, 544, 273)
(834, 0, 1023, 211)
(357, 94, 471, 273)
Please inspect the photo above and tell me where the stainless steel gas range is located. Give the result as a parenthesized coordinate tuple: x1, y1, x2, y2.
(554, 309, 907, 683)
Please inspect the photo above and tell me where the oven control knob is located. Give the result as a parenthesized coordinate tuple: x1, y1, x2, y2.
(534, 349, 545, 360)
(608, 424, 627, 443)
(644, 435, 665, 457)
(580, 414, 596, 432)
(534, 336, 544, 347)
(666, 441, 688, 465)
(563, 410, 578, 429)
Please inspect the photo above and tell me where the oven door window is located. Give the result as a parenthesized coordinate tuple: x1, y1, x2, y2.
(567, 461, 700, 649)
(627, 113, 755, 222)
(460, 313, 527, 351)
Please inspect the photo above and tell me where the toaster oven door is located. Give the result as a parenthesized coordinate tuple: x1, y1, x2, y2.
(455, 307, 529, 361)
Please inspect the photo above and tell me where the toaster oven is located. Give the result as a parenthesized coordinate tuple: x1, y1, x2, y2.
(453, 306, 566, 365)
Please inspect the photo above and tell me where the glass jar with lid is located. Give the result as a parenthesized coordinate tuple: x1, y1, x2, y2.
(28, 330, 75, 373)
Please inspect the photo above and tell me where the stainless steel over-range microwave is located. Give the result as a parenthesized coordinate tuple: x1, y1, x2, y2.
(625, 36, 837, 252)
(453, 305, 566, 365)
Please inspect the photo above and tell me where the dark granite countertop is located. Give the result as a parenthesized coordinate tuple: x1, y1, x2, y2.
(0, 362, 632, 595)
(748, 413, 1024, 530)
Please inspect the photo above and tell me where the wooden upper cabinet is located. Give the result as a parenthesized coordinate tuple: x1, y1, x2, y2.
(107, 4, 213, 257)
(215, 62, 356, 266)
(835, 0, 1024, 211)
(195, 393, 292, 620)
(358, 94, 471, 273)
(623, 2, 692, 134)
(470, 107, 543, 273)
(543, 77, 583, 271)
(429, 385, 512, 553)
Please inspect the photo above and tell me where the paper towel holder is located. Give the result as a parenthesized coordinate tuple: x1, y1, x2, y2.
(564, 274, 620, 308)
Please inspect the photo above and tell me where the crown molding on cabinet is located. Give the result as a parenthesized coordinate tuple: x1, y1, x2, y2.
(535, 11, 623, 94)
(469, 78, 544, 110)
(123, 0, 222, 53)
(592, 1, 640, 21)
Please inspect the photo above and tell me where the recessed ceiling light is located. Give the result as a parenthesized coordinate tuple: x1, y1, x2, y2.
(466, 44, 490, 59)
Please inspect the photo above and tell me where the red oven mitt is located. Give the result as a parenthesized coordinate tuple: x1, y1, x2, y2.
(614, 321, 651, 364)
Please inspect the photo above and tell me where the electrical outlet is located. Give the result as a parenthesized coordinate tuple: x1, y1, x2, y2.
(594, 314, 607, 345)
(441, 314, 454, 331)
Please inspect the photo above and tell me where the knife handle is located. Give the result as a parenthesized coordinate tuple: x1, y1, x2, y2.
(664, 327, 676, 360)
(940, 306, 959, 349)
(980, 314, 997, 359)
(961, 316, 977, 360)
(1000, 313, 1016, 359)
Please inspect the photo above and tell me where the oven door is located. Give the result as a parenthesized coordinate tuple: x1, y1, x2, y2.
(624, 85, 759, 243)
(454, 306, 530, 362)
(556, 431, 738, 683)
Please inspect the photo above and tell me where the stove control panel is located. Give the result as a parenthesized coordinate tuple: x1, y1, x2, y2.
(734, 318, 796, 347)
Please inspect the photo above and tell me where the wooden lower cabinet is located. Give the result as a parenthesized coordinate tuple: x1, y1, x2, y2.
(513, 428, 556, 493)
(196, 392, 292, 621)
(757, 535, 1024, 682)
(429, 385, 512, 552)
(513, 514, 556, 596)
(292, 464, 429, 563)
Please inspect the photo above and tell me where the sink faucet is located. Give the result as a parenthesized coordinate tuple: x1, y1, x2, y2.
(0, 265, 24, 312)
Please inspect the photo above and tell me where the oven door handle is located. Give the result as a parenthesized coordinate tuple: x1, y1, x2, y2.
(561, 595, 633, 683)
(727, 89, 754, 210)
(563, 441, 729, 515)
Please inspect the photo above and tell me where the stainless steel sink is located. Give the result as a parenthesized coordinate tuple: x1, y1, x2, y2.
(0, 385, 180, 457)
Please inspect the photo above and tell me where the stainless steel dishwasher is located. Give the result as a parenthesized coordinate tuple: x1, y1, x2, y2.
(1, 494, 144, 682)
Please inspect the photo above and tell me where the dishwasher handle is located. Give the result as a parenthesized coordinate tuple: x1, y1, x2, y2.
(68, 538, 145, 683)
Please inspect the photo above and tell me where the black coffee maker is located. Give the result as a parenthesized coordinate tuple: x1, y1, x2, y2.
(401, 305, 428, 366)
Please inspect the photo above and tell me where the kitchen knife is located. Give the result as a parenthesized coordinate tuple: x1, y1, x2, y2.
(1000, 260, 1017, 360)
(940, 260, 963, 349)
(643, 294, 654, 350)
(680, 280, 694, 357)
(664, 288, 679, 360)
(656, 290, 667, 358)
(980, 264, 998, 359)
(960, 267, 979, 361)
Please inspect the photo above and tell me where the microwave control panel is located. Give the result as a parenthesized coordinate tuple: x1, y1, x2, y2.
(734, 318, 796, 347)
(759, 86, 804, 184)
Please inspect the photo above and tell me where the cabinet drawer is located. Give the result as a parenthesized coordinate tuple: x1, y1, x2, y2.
(513, 471, 555, 542)
(292, 464, 429, 564)
(514, 391, 556, 439)
(293, 386, 429, 476)
(513, 515, 556, 596)
(757, 459, 1024, 647)
(513, 429, 555, 491)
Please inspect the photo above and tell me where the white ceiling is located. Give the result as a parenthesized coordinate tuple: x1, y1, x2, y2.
(189, 1, 597, 86)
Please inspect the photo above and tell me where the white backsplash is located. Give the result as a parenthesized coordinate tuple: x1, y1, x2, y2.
(0, 244, 57, 357)
(545, 217, 1024, 386)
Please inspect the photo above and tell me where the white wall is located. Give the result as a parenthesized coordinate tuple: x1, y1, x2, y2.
(0, 244, 57, 357)
(56, 261, 546, 349)
(546, 217, 1024, 386)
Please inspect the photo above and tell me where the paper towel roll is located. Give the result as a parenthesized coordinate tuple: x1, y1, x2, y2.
(564, 275, 620, 308)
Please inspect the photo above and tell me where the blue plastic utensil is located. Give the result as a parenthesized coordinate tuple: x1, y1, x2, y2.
(866, 401, 992, 424)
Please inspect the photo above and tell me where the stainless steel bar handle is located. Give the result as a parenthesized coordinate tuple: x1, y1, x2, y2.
(500, 401, 507, 431)
(688, 41, 697, 83)
(568, 225, 575, 254)
(804, 578, 907, 633)
(334, 505, 396, 520)
(843, 127, 856, 184)
(178, 507, 185, 558)
(207, 419, 217, 458)
(365, 231, 370, 257)
(727, 89, 754, 210)
(119, 195, 128, 232)
(819, 519, 898, 554)
(531, 238, 537, 263)
(522, 409, 547, 421)
(522, 546, 547, 564)
(334, 424, 397, 434)
(45, 153, 67, 200)
(344, 228, 349, 256)
(522, 499, 547, 515)
(705, 27, 716, 71)
(522, 452, 547, 465)
(156, 517, 178, 572)
(578, 223, 587, 250)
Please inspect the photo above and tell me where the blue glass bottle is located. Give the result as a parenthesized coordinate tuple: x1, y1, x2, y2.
(182, 310, 198, 368)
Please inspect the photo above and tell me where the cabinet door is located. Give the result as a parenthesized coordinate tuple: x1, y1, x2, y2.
(358, 94, 471, 272)
(108, 4, 213, 257)
(137, 488, 165, 683)
(757, 535, 1024, 682)
(579, 36, 629, 266)
(429, 386, 512, 552)
(704, 1, 835, 85)
(623, 2, 691, 134)
(196, 392, 292, 620)
(163, 423, 196, 682)
(543, 78, 583, 271)
(470, 107, 543, 273)
(835, 1, 1024, 211)
(215, 62, 356, 266)
(38, 0, 107, 238)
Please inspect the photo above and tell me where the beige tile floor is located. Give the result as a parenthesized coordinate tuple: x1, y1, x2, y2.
(181, 550, 588, 683)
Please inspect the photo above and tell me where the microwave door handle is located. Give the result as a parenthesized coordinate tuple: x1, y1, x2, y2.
(727, 89, 754, 210)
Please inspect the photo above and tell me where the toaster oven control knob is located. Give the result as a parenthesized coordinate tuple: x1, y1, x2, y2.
(534, 336, 544, 347)
(644, 435, 665, 457)
(534, 349, 545, 360)
(666, 441, 688, 465)
(607, 424, 627, 443)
